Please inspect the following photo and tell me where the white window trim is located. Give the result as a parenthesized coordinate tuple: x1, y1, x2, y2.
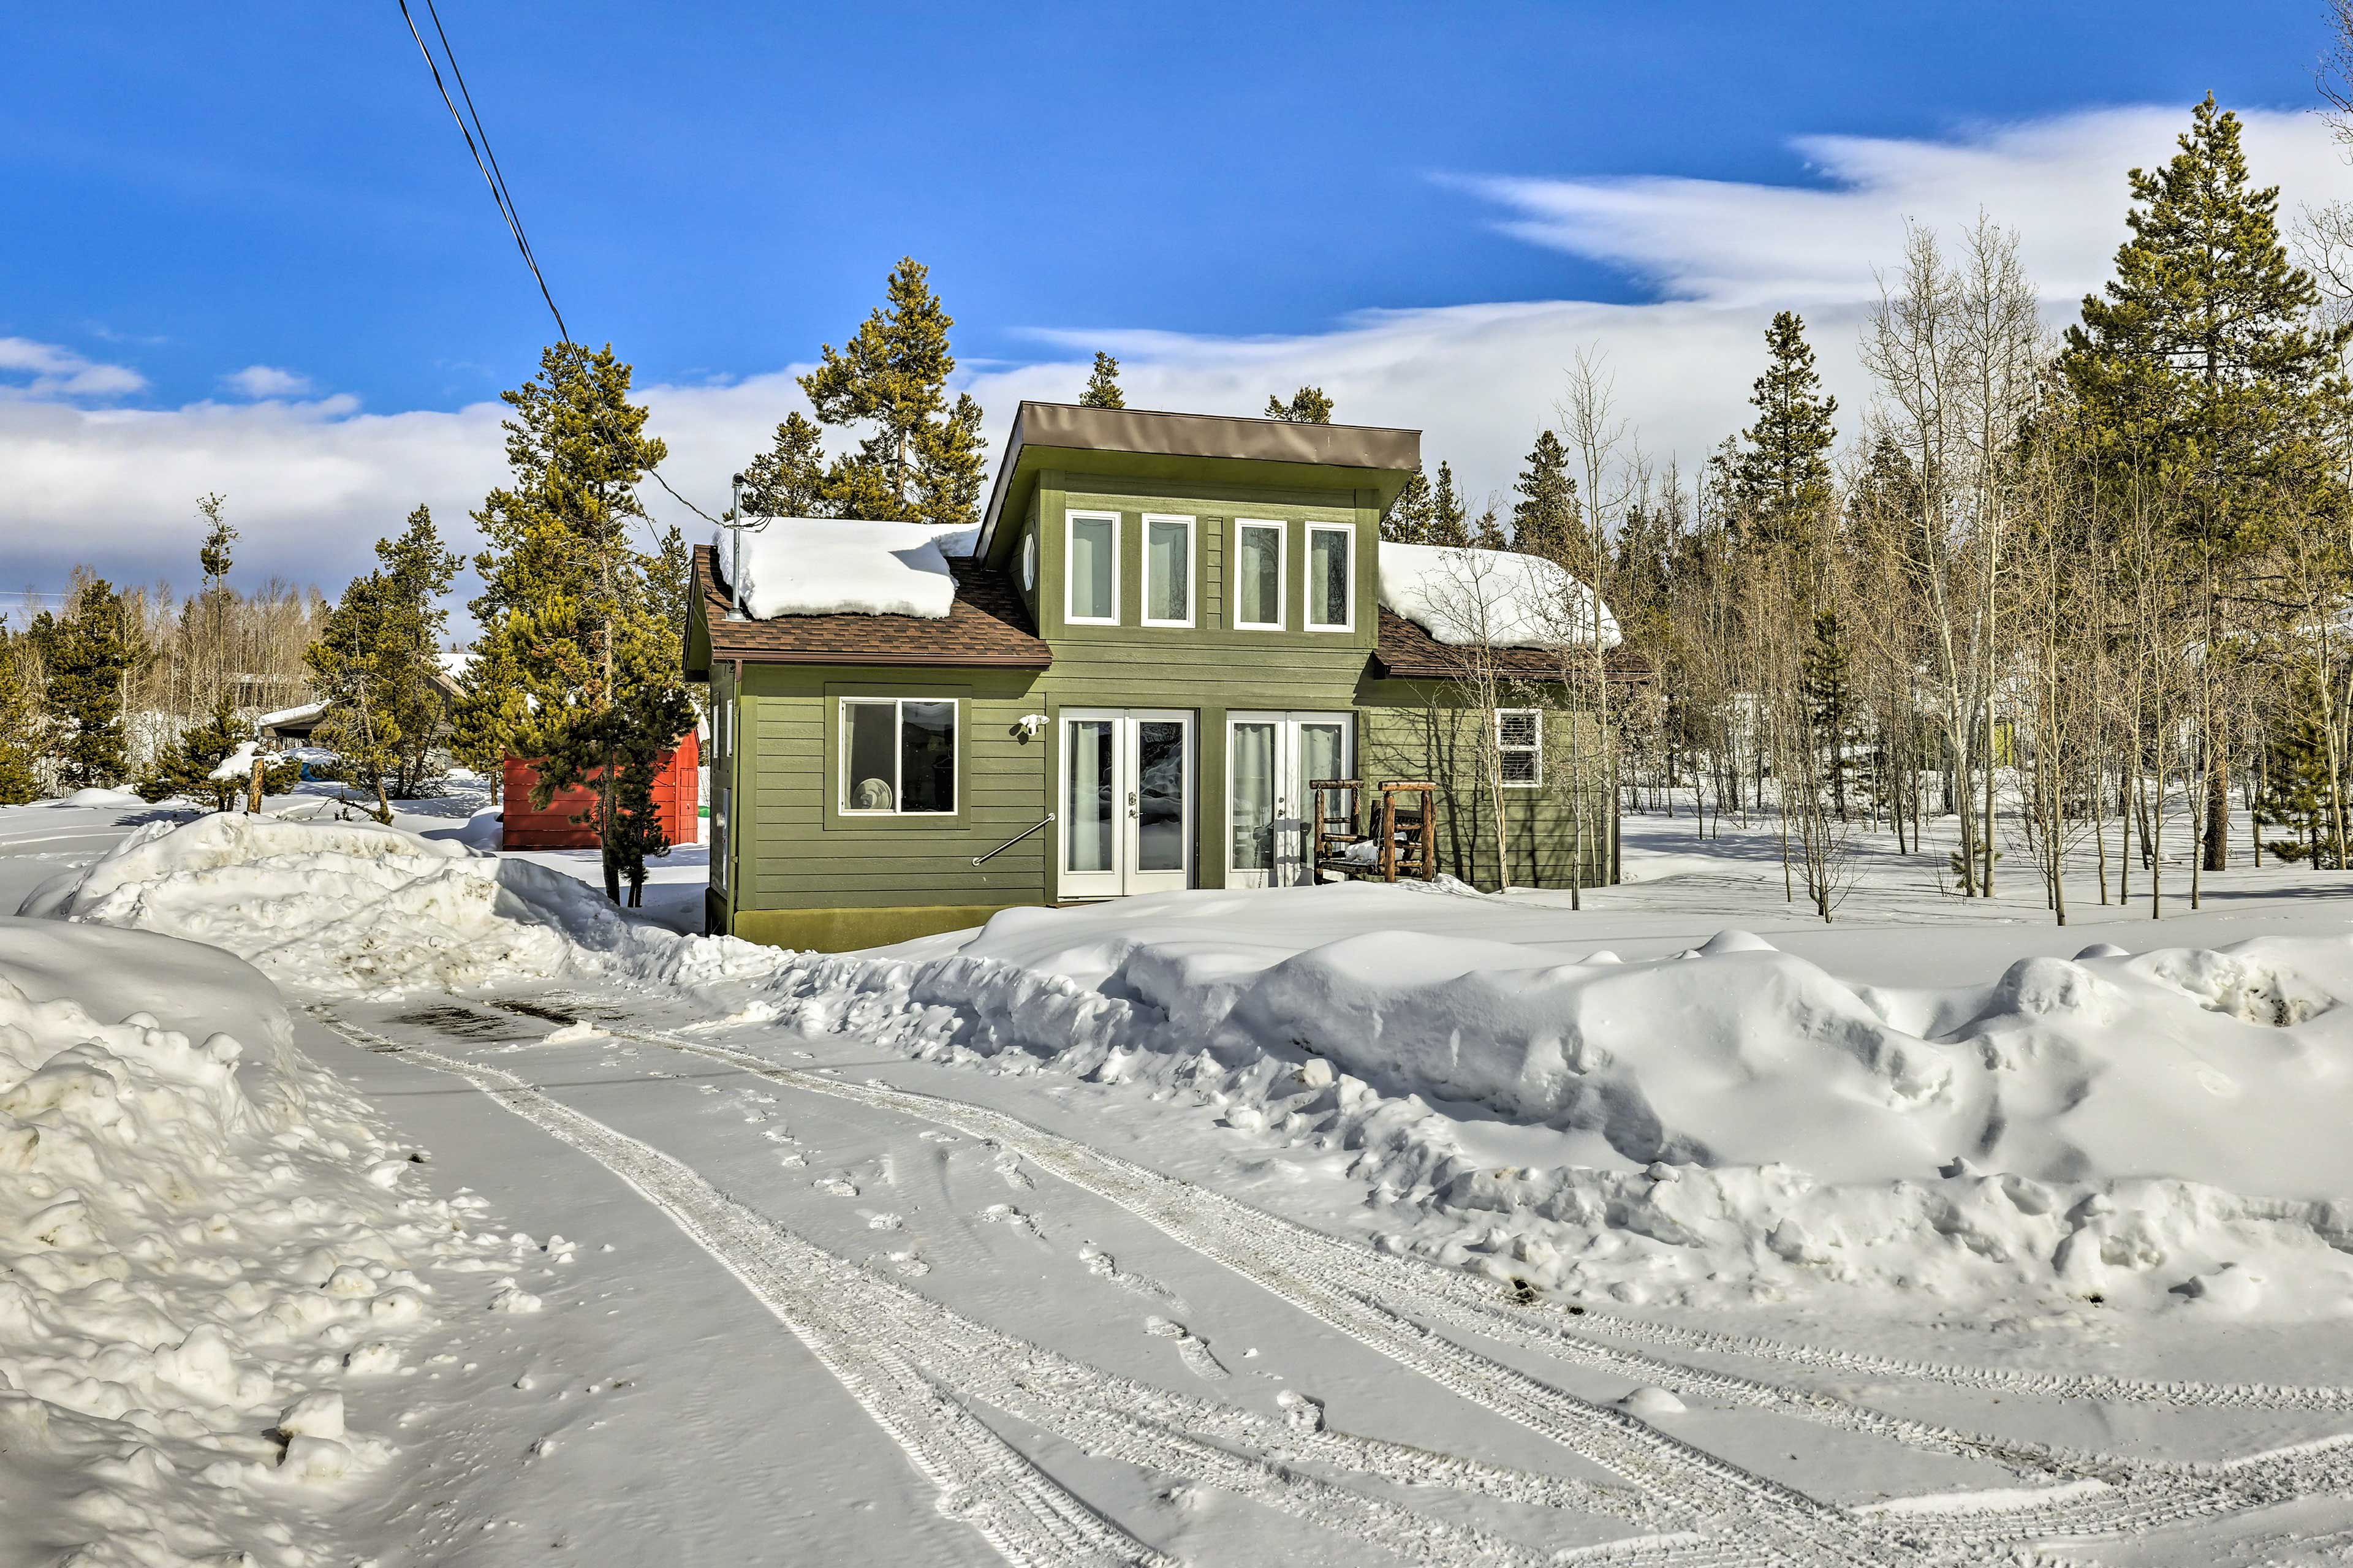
(1497, 708, 1543, 789)
(1232, 518, 1287, 631)
(1140, 513, 1197, 629)
(1064, 509, 1121, 626)
(1304, 521, 1355, 632)
(839, 697, 959, 816)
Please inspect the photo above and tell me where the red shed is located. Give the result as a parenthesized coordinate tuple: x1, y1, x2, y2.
(501, 730, 701, 850)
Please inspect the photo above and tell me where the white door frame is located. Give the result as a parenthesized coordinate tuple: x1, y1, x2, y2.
(1059, 708, 1195, 900)
(1226, 711, 1354, 889)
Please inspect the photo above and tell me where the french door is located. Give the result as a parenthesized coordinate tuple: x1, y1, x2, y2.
(1059, 710, 1195, 898)
(1226, 712, 1352, 888)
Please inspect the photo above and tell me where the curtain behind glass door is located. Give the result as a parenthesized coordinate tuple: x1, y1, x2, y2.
(1230, 721, 1275, 870)
(1067, 719, 1114, 872)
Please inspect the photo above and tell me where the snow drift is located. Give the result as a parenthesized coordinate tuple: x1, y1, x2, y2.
(0, 917, 514, 1566)
(34, 813, 2353, 1317)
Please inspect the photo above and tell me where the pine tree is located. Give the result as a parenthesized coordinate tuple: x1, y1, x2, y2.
(1080, 351, 1126, 409)
(797, 257, 988, 528)
(138, 691, 287, 810)
(457, 342, 695, 904)
(2061, 94, 2353, 872)
(1733, 311, 1838, 551)
(1430, 461, 1470, 547)
(1382, 463, 1433, 543)
(309, 506, 461, 817)
(193, 492, 237, 706)
(28, 577, 146, 789)
(1510, 430, 1580, 564)
(739, 412, 830, 517)
(1801, 607, 1856, 821)
(1471, 504, 1507, 550)
(2256, 663, 2335, 865)
(1265, 387, 1333, 423)
(0, 629, 40, 803)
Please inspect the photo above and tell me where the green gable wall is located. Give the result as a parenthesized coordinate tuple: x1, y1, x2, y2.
(1024, 465, 1383, 895)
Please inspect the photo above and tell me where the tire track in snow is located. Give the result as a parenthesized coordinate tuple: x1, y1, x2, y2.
(521, 1006, 2353, 1564)
(495, 1013, 1952, 1564)
(324, 1008, 1667, 1565)
(311, 1012, 1171, 1568)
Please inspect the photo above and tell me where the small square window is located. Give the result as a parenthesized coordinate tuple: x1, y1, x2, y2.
(1498, 709, 1541, 787)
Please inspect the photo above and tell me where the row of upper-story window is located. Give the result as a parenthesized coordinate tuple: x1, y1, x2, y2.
(1033, 511, 1357, 632)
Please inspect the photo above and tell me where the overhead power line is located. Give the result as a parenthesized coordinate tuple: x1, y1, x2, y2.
(392, 1, 726, 530)
(396, 0, 567, 343)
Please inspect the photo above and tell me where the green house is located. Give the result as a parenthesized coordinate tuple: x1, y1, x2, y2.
(686, 402, 1621, 950)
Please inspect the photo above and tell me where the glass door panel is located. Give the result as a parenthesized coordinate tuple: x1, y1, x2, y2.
(1126, 712, 1192, 895)
(1061, 714, 1120, 898)
(1061, 710, 1193, 898)
(1229, 712, 1353, 889)
(1228, 719, 1278, 888)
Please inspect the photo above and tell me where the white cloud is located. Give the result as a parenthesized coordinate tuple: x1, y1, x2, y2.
(221, 365, 314, 400)
(0, 338, 146, 399)
(0, 104, 2341, 614)
(1460, 104, 2344, 309)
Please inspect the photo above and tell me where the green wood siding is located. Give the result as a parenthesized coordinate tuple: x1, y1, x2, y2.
(1357, 678, 1612, 890)
(736, 663, 1051, 912)
(1026, 470, 1383, 894)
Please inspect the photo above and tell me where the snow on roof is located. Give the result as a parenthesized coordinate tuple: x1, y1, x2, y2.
(1376, 542, 1620, 650)
(256, 700, 327, 729)
(207, 740, 263, 781)
(716, 518, 981, 621)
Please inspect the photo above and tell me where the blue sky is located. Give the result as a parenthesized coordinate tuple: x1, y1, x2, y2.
(0, 2, 2342, 594)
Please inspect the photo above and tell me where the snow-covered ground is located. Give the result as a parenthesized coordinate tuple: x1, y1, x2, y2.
(11, 790, 2353, 1562)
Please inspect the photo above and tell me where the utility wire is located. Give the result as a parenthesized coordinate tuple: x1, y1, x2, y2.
(396, 0, 568, 343)
(395, 1, 732, 529)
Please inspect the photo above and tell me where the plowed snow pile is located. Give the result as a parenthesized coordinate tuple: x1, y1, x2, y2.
(0, 917, 515, 1568)
(34, 812, 2353, 1317)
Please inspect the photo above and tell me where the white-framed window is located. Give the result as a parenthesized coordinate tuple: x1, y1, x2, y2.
(1305, 522, 1354, 631)
(1498, 709, 1542, 787)
(1066, 510, 1120, 624)
(840, 697, 958, 814)
(1142, 513, 1195, 627)
(1233, 518, 1286, 630)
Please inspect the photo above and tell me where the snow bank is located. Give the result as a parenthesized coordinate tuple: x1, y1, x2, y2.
(40, 813, 2353, 1316)
(718, 518, 980, 621)
(0, 917, 510, 1564)
(55, 787, 146, 809)
(20, 812, 710, 998)
(1377, 541, 1620, 648)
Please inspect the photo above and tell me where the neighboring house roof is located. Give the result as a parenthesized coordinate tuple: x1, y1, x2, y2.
(977, 401, 1422, 559)
(256, 700, 328, 731)
(691, 544, 1051, 671)
(1373, 608, 1651, 683)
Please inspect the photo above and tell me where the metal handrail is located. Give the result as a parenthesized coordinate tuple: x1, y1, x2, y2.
(972, 812, 1053, 866)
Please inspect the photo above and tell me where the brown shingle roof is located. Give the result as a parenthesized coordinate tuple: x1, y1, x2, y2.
(694, 544, 1050, 669)
(1372, 607, 1650, 684)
